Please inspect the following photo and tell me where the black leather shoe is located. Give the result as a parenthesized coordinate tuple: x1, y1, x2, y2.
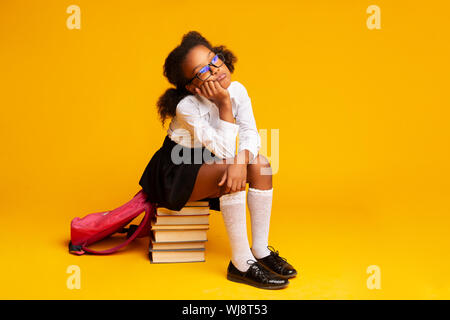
(254, 246, 298, 279)
(227, 260, 289, 290)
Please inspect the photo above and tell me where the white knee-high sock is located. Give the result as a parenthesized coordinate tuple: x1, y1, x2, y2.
(247, 187, 273, 259)
(219, 190, 255, 272)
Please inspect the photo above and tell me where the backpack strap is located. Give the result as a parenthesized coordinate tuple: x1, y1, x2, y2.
(80, 209, 151, 255)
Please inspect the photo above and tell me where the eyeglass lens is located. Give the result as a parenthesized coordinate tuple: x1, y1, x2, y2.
(197, 54, 224, 81)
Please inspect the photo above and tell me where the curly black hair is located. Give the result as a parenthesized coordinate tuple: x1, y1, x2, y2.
(156, 31, 238, 127)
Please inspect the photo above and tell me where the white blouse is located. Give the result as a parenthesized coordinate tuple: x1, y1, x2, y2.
(167, 80, 261, 162)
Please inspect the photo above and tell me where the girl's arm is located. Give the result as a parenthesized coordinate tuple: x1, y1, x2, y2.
(234, 82, 261, 163)
(174, 96, 239, 159)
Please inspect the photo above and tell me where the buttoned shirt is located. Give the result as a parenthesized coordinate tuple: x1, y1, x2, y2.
(167, 80, 261, 162)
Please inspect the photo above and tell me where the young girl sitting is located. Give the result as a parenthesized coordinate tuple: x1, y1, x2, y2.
(139, 31, 297, 290)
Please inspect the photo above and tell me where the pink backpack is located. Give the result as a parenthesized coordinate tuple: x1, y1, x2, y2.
(69, 189, 156, 255)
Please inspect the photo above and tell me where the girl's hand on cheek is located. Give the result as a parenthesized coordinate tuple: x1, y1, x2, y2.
(195, 80, 230, 107)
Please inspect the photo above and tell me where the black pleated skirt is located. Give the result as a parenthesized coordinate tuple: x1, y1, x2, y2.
(139, 135, 221, 212)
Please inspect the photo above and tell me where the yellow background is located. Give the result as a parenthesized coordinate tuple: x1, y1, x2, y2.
(1, 0, 449, 299)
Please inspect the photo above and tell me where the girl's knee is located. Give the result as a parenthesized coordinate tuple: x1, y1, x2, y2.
(247, 154, 272, 182)
(255, 154, 270, 166)
(248, 154, 271, 171)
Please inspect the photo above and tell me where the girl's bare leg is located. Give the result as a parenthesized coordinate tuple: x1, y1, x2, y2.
(188, 154, 272, 201)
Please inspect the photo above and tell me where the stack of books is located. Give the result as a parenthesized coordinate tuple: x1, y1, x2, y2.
(149, 201, 210, 263)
